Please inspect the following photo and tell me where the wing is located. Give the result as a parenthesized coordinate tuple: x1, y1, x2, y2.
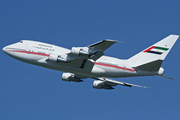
(92, 77, 149, 89)
(61, 73, 149, 90)
(65, 40, 117, 72)
(88, 39, 117, 53)
(68, 39, 117, 61)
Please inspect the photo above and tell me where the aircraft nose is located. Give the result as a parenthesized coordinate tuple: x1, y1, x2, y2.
(3, 43, 16, 54)
(2, 46, 7, 53)
(2, 45, 13, 54)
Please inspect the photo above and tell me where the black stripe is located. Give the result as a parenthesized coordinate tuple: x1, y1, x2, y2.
(147, 51, 162, 55)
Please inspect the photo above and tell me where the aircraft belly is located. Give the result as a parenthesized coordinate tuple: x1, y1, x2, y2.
(33, 60, 92, 77)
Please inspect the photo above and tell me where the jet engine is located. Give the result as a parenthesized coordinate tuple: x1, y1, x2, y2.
(71, 47, 90, 57)
(93, 80, 114, 90)
(48, 54, 68, 63)
(62, 73, 82, 82)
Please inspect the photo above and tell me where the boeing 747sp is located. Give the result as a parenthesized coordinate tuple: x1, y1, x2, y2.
(3, 35, 179, 89)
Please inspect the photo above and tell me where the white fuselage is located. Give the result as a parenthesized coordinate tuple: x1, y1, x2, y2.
(3, 40, 160, 78)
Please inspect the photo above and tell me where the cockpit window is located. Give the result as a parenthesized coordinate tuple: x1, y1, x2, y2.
(20, 40, 23, 43)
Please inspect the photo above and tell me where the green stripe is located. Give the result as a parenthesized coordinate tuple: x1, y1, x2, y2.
(154, 46, 169, 51)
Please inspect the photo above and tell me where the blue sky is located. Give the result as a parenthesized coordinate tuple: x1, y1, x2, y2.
(1, 0, 180, 120)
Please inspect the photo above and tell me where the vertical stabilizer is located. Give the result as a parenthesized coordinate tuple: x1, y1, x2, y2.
(128, 35, 179, 72)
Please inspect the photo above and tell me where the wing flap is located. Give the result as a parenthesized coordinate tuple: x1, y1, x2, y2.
(66, 39, 117, 72)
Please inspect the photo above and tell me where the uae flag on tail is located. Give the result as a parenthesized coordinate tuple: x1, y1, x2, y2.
(143, 46, 169, 55)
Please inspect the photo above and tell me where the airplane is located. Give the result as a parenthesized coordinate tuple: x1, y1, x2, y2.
(2, 34, 179, 90)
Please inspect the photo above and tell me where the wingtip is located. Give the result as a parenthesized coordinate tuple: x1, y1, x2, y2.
(144, 86, 153, 89)
(169, 34, 179, 38)
(104, 39, 118, 43)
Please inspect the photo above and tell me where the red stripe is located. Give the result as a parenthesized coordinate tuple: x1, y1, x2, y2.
(94, 62, 136, 72)
(8, 50, 50, 57)
(143, 46, 155, 52)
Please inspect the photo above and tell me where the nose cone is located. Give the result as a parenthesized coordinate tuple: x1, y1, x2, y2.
(3, 43, 17, 55)
(2, 44, 15, 56)
(2, 46, 7, 53)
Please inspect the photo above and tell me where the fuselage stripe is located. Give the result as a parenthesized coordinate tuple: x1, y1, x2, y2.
(94, 62, 136, 72)
(8, 49, 135, 72)
(8, 50, 50, 57)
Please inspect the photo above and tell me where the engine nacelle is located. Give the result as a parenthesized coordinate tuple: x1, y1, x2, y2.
(71, 47, 90, 57)
(93, 80, 114, 90)
(48, 54, 68, 63)
(62, 73, 82, 82)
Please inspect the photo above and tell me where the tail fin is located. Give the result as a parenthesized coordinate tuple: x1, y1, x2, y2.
(128, 35, 179, 72)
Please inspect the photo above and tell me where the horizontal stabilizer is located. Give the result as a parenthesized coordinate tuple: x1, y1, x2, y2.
(134, 60, 163, 72)
(158, 75, 174, 80)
